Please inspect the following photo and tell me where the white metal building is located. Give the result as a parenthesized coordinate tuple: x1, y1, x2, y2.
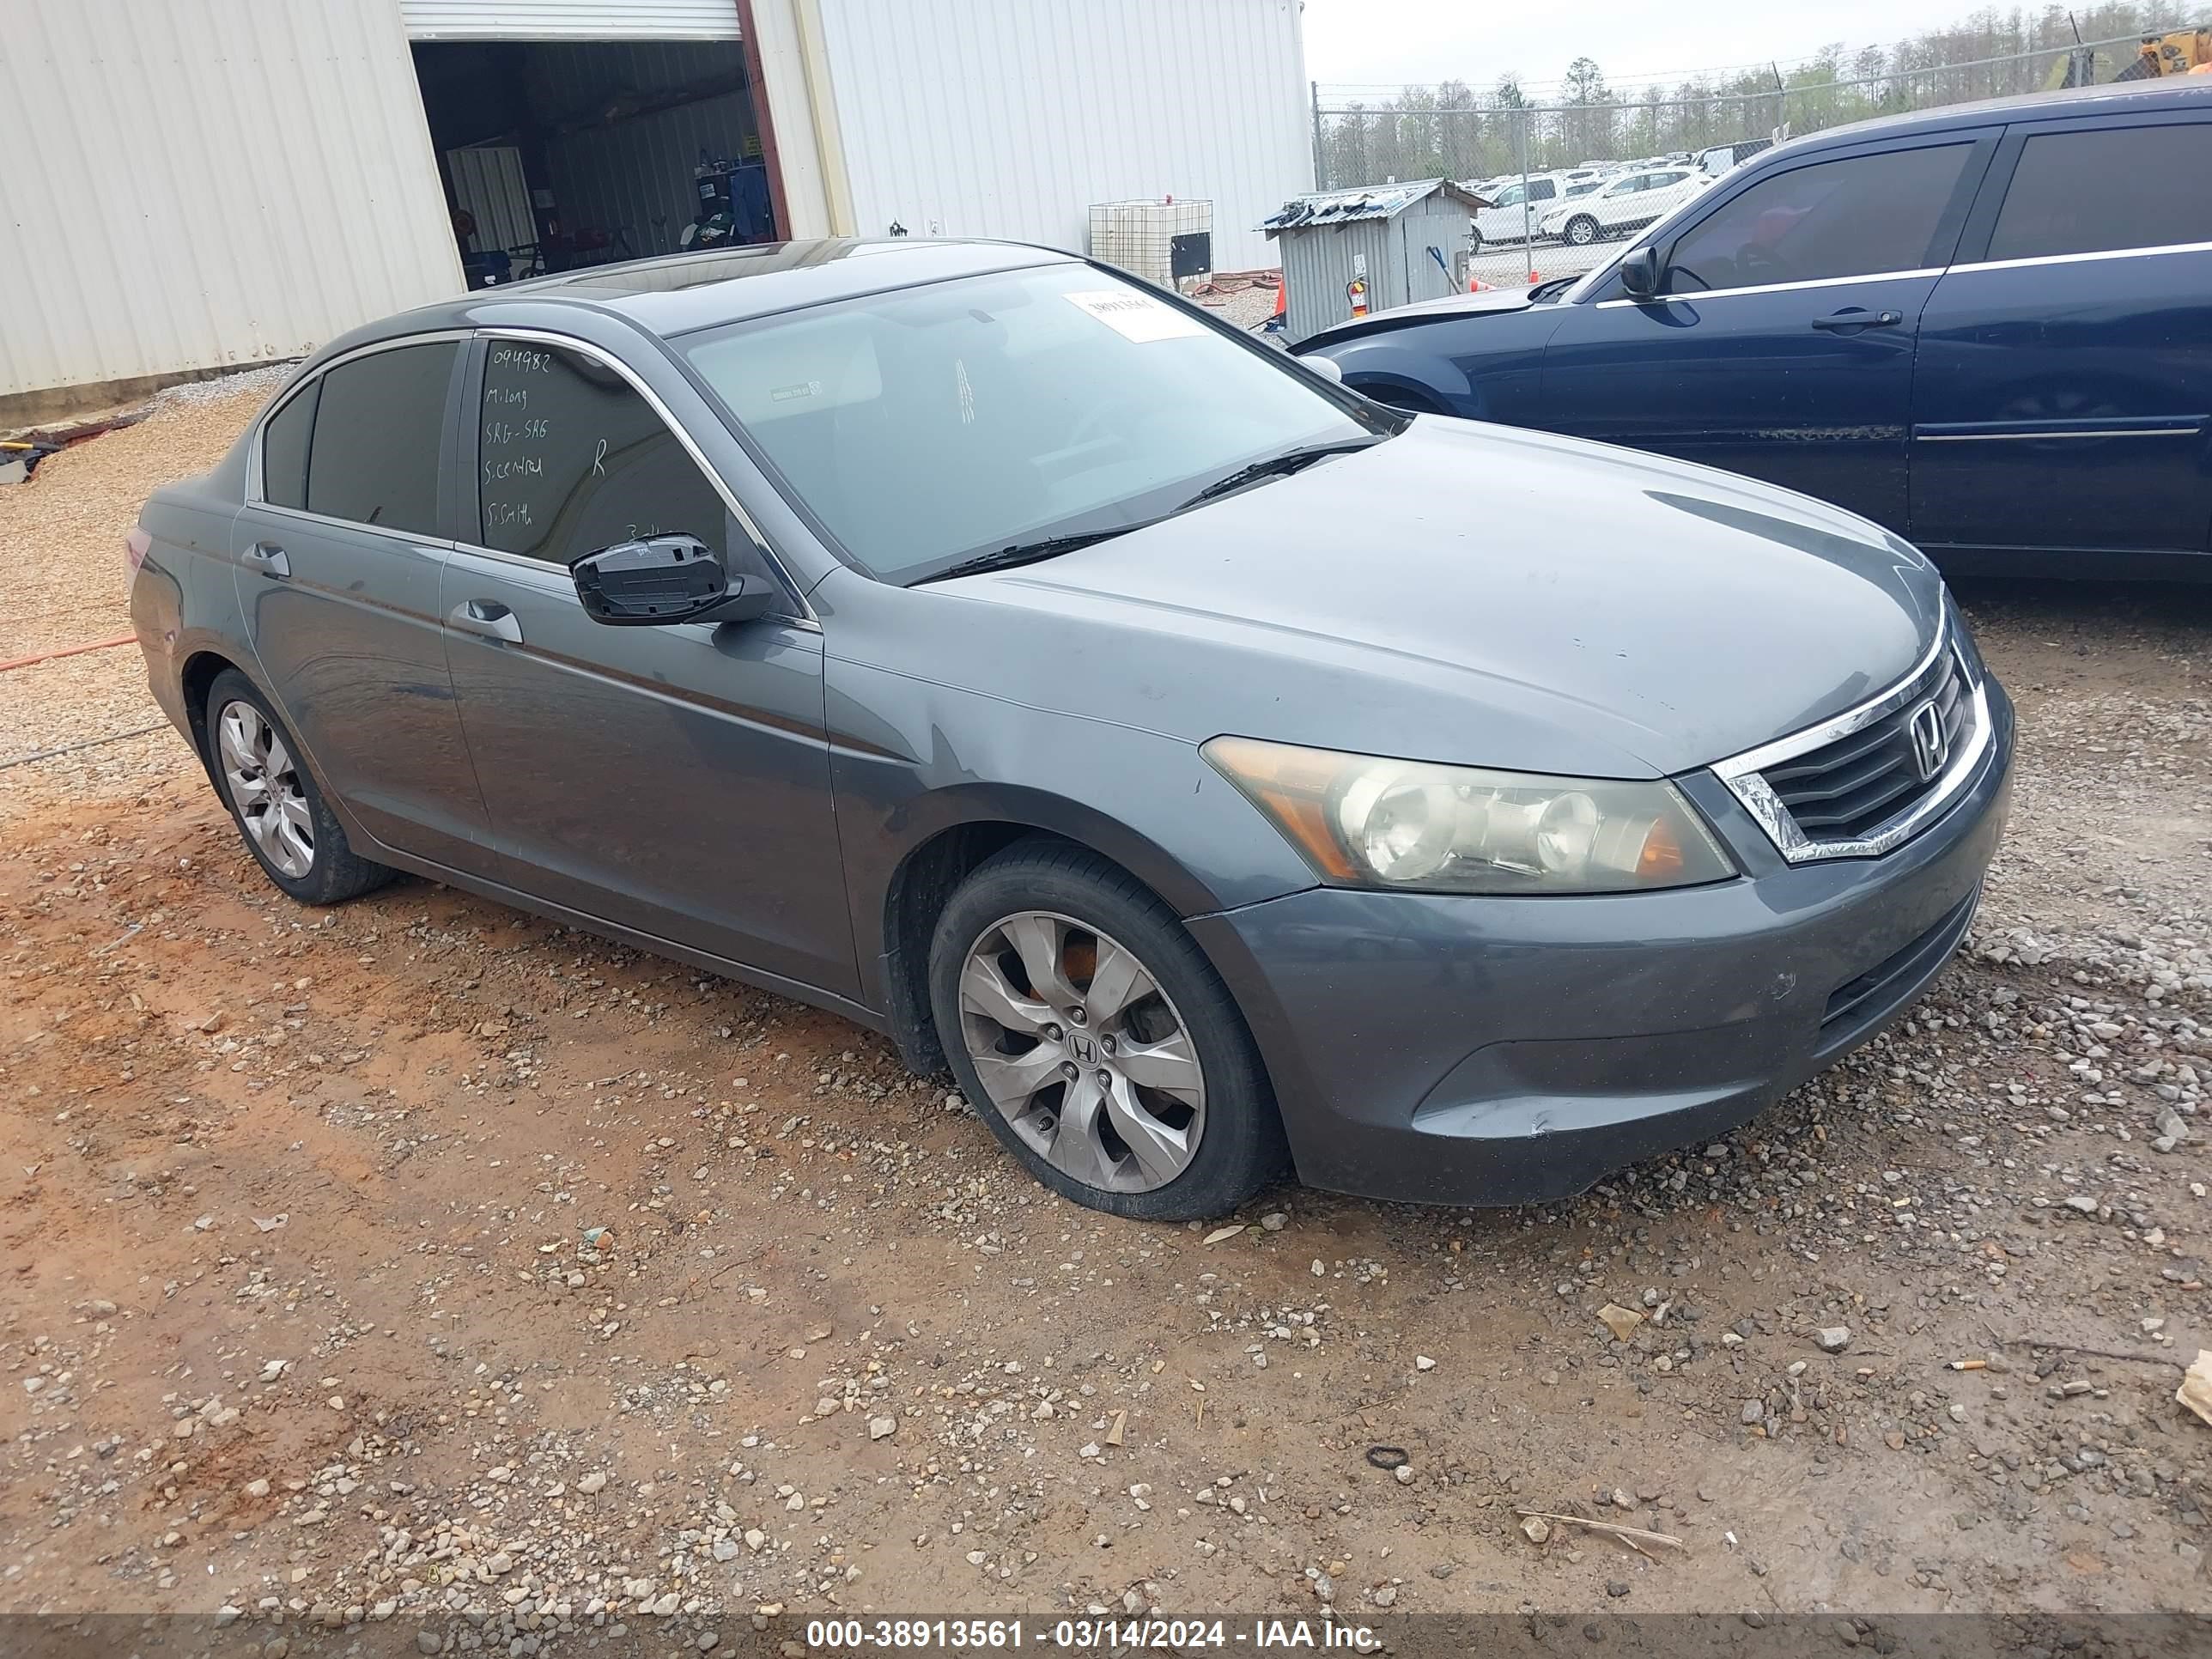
(0, 0, 1312, 417)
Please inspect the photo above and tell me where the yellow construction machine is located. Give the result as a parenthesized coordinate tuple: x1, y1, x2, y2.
(2045, 27, 2212, 88)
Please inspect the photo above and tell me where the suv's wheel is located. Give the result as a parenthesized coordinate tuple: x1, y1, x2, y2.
(204, 669, 394, 906)
(1468, 228, 1484, 254)
(927, 841, 1285, 1220)
(1565, 215, 1600, 246)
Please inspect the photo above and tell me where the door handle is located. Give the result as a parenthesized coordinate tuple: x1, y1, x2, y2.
(241, 542, 290, 579)
(1810, 309, 1903, 333)
(448, 599, 523, 644)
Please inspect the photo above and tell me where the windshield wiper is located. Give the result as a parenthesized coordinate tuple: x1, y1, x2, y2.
(1176, 438, 1381, 510)
(908, 437, 1383, 586)
(910, 527, 1144, 586)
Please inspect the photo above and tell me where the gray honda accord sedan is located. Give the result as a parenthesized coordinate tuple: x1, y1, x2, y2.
(128, 238, 2012, 1220)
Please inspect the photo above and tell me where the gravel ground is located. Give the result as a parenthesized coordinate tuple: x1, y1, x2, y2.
(3, 390, 2211, 1647)
(0, 368, 295, 808)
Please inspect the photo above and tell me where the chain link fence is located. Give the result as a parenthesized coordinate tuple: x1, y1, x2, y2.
(1316, 25, 2199, 289)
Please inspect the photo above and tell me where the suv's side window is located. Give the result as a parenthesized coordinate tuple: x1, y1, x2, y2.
(477, 340, 727, 567)
(1663, 143, 1972, 294)
(304, 342, 457, 536)
(1529, 179, 1557, 201)
(1984, 122, 2212, 262)
(261, 379, 319, 510)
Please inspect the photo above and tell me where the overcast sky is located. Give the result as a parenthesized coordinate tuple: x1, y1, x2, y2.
(1301, 0, 1980, 95)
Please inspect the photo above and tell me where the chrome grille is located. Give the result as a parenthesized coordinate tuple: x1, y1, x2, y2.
(1711, 606, 1991, 864)
(1760, 651, 1969, 842)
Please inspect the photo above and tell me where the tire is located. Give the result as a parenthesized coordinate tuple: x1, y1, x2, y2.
(1565, 216, 1599, 247)
(927, 839, 1286, 1221)
(1468, 228, 1484, 254)
(204, 669, 395, 907)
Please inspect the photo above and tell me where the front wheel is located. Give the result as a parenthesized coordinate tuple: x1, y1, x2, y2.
(927, 841, 1285, 1220)
(1468, 228, 1485, 254)
(1565, 216, 1600, 246)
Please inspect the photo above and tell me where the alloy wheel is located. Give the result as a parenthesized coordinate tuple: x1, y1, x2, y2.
(217, 700, 315, 878)
(1567, 216, 1597, 246)
(957, 910, 1206, 1194)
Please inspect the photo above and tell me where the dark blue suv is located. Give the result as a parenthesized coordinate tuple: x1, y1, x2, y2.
(1304, 79, 2212, 579)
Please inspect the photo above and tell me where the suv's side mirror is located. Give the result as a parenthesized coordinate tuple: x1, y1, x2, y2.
(572, 534, 776, 627)
(1618, 246, 1662, 299)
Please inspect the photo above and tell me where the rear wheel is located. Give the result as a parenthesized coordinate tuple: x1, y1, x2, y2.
(1565, 215, 1600, 246)
(927, 841, 1285, 1220)
(205, 669, 394, 907)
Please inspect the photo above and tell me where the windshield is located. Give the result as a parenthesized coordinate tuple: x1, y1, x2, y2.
(680, 263, 1379, 585)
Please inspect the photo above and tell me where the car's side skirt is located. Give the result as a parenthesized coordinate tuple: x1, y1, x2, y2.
(360, 839, 895, 1039)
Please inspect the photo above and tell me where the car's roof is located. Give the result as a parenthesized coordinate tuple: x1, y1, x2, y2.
(386, 238, 1079, 342)
(1782, 73, 2212, 155)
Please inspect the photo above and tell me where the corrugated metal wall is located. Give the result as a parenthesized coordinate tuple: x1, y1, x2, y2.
(1279, 217, 1394, 343)
(523, 43, 763, 259)
(449, 146, 538, 258)
(543, 92, 760, 256)
(0, 0, 461, 401)
(400, 0, 740, 40)
(817, 0, 1311, 270)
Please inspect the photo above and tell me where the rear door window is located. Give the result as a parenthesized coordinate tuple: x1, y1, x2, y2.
(261, 380, 319, 510)
(304, 342, 458, 536)
(1984, 122, 2212, 261)
(475, 340, 727, 567)
(1663, 143, 1973, 293)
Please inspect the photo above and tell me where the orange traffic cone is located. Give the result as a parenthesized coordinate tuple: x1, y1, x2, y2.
(1468, 273, 1491, 291)
(1271, 280, 1287, 321)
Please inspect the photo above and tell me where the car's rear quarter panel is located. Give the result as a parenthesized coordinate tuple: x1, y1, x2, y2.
(131, 476, 249, 747)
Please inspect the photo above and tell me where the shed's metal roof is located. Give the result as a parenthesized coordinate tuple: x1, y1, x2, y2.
(1259, 179, 1490, 234)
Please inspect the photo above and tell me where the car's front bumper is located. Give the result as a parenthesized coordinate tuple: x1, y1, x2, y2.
(1186, 679, 2014, 1206)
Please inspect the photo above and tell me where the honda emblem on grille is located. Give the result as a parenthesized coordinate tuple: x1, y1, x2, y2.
(1907, 697, 1949, 782)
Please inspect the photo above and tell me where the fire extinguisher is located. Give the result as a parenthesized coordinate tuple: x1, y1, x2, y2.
(1346, 276, 1369, 319)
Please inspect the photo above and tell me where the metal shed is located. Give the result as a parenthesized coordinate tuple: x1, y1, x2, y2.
(1260, 179, 1489, 343)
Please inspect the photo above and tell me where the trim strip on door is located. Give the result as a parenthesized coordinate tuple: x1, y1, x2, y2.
(1914, 416, 2207, 442)
(1948, 236, 2212, 276)
(1592, 236, 2212, 313)
(1595, 266, 1945, 307)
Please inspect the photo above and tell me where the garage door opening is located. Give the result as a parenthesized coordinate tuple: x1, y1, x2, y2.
(411, 39, 779, 289)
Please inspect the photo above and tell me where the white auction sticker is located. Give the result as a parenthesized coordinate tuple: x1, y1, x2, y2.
(1064, 289, 1206, 343)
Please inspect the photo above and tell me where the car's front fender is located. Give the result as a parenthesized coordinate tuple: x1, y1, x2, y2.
(1316, 334, 1481, 416)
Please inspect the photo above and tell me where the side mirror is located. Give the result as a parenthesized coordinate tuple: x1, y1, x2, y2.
(1297, 353, 1345, 384)
(572, 534, 776, 627)
(1618, 246, 1662, 299)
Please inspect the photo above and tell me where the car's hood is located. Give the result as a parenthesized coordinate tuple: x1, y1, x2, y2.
(1299, 286, 1534, 349)
(895, 416, 1945, 780)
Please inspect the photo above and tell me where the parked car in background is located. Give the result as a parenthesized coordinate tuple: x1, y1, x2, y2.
(1696, 137, 1777, 177)
(1538, 165, 1708, 245)
(1304, 78, 2212, 580)
(1468, 172, 1576, 248)
(128, 238, 2010, 1220)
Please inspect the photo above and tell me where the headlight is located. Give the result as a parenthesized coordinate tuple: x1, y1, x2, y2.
(1204, 736, 1736, 895)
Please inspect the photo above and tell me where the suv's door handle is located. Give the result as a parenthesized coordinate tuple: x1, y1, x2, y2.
(1811, 308, 1903, 332)
(242, 543, 290, 579)
(449, 599, 523, 644)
